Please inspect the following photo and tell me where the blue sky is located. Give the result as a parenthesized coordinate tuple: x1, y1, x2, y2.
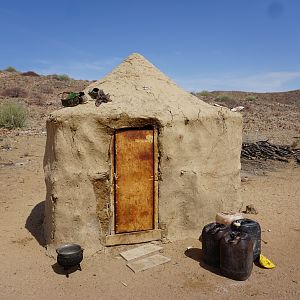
(0, 0, 299, 92)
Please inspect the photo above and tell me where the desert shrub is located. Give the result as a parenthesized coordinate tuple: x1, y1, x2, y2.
(215, 94, 239, 107)
(215, 95, 233, 102)
(1, 87, 28, 98)
(38, 84, 54, 94)
(199, 90, 211, 97)
(0, 102, 27, 129)
(21, 71, 40, 77)
(28, 92, 44, 106)
(4, 66, 17, 72)
(245, 95, 256, 101)
(52, 74, 71, 81)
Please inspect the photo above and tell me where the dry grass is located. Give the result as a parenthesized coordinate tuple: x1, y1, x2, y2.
(0, 102, 27, 129)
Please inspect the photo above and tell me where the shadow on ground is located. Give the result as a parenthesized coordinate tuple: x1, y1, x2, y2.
(52, 263, 82, 278)
(184, 247, 203, 262)
(184, 247, 222, 276)
(25, 200, 46, 247)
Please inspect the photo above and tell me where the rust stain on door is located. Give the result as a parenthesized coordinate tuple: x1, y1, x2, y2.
(115, 129, 154, 233)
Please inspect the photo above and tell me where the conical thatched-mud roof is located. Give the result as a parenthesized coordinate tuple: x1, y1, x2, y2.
(53, 53, 223, 122)
(82, 52, 214, 118)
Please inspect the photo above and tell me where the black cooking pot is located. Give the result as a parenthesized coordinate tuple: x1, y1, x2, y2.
(56, 244, 83, 268)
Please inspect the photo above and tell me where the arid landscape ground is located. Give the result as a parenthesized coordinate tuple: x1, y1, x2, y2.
(0, 70, 299, 299)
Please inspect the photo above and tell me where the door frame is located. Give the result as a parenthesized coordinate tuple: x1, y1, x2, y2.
(105, 126, 160, 246)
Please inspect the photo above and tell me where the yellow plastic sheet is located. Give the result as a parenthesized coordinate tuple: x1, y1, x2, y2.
(259, 254, 276, 269)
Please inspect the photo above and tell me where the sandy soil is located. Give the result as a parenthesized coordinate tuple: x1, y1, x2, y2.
(0, 134, 299, 299)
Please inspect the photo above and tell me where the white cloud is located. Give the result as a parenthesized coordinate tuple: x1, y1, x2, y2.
(176, 71, 300, 92)
(33, 57, 121, 80)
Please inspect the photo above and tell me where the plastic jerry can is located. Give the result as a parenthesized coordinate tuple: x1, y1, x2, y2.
(220, 231, 253, 281)
(201, 222, 230, 267)
(231, 218, 261, 261)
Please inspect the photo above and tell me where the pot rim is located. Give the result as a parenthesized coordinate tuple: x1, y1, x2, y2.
(56, 243, 83, 255)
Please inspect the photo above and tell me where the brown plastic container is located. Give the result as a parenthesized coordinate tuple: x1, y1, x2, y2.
(201, 222, 230, 267)
(220, 231, 253, 281)
(231, 218, 261, 261)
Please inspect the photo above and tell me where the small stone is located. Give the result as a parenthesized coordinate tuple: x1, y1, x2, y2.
(243, 204, 258, 215)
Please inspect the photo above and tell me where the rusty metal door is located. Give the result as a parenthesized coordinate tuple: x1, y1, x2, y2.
(114, 128, 154, 233)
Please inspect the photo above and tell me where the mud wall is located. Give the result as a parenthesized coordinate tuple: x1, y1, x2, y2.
(43, 107, 242, 255)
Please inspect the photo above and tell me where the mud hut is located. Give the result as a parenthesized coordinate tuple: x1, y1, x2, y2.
(43, 53, 242, 255)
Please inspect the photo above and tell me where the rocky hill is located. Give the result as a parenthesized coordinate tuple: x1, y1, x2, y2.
(0, 70, 299, 144)
(195, 90, 300, 144)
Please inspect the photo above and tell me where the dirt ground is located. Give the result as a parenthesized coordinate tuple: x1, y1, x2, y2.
(0, 133, 299, 300)
(0, 72, 299, 299)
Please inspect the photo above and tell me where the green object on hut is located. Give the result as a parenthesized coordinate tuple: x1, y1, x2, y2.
(61, 92, 80, 107)
(67, 92, 79, 100)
